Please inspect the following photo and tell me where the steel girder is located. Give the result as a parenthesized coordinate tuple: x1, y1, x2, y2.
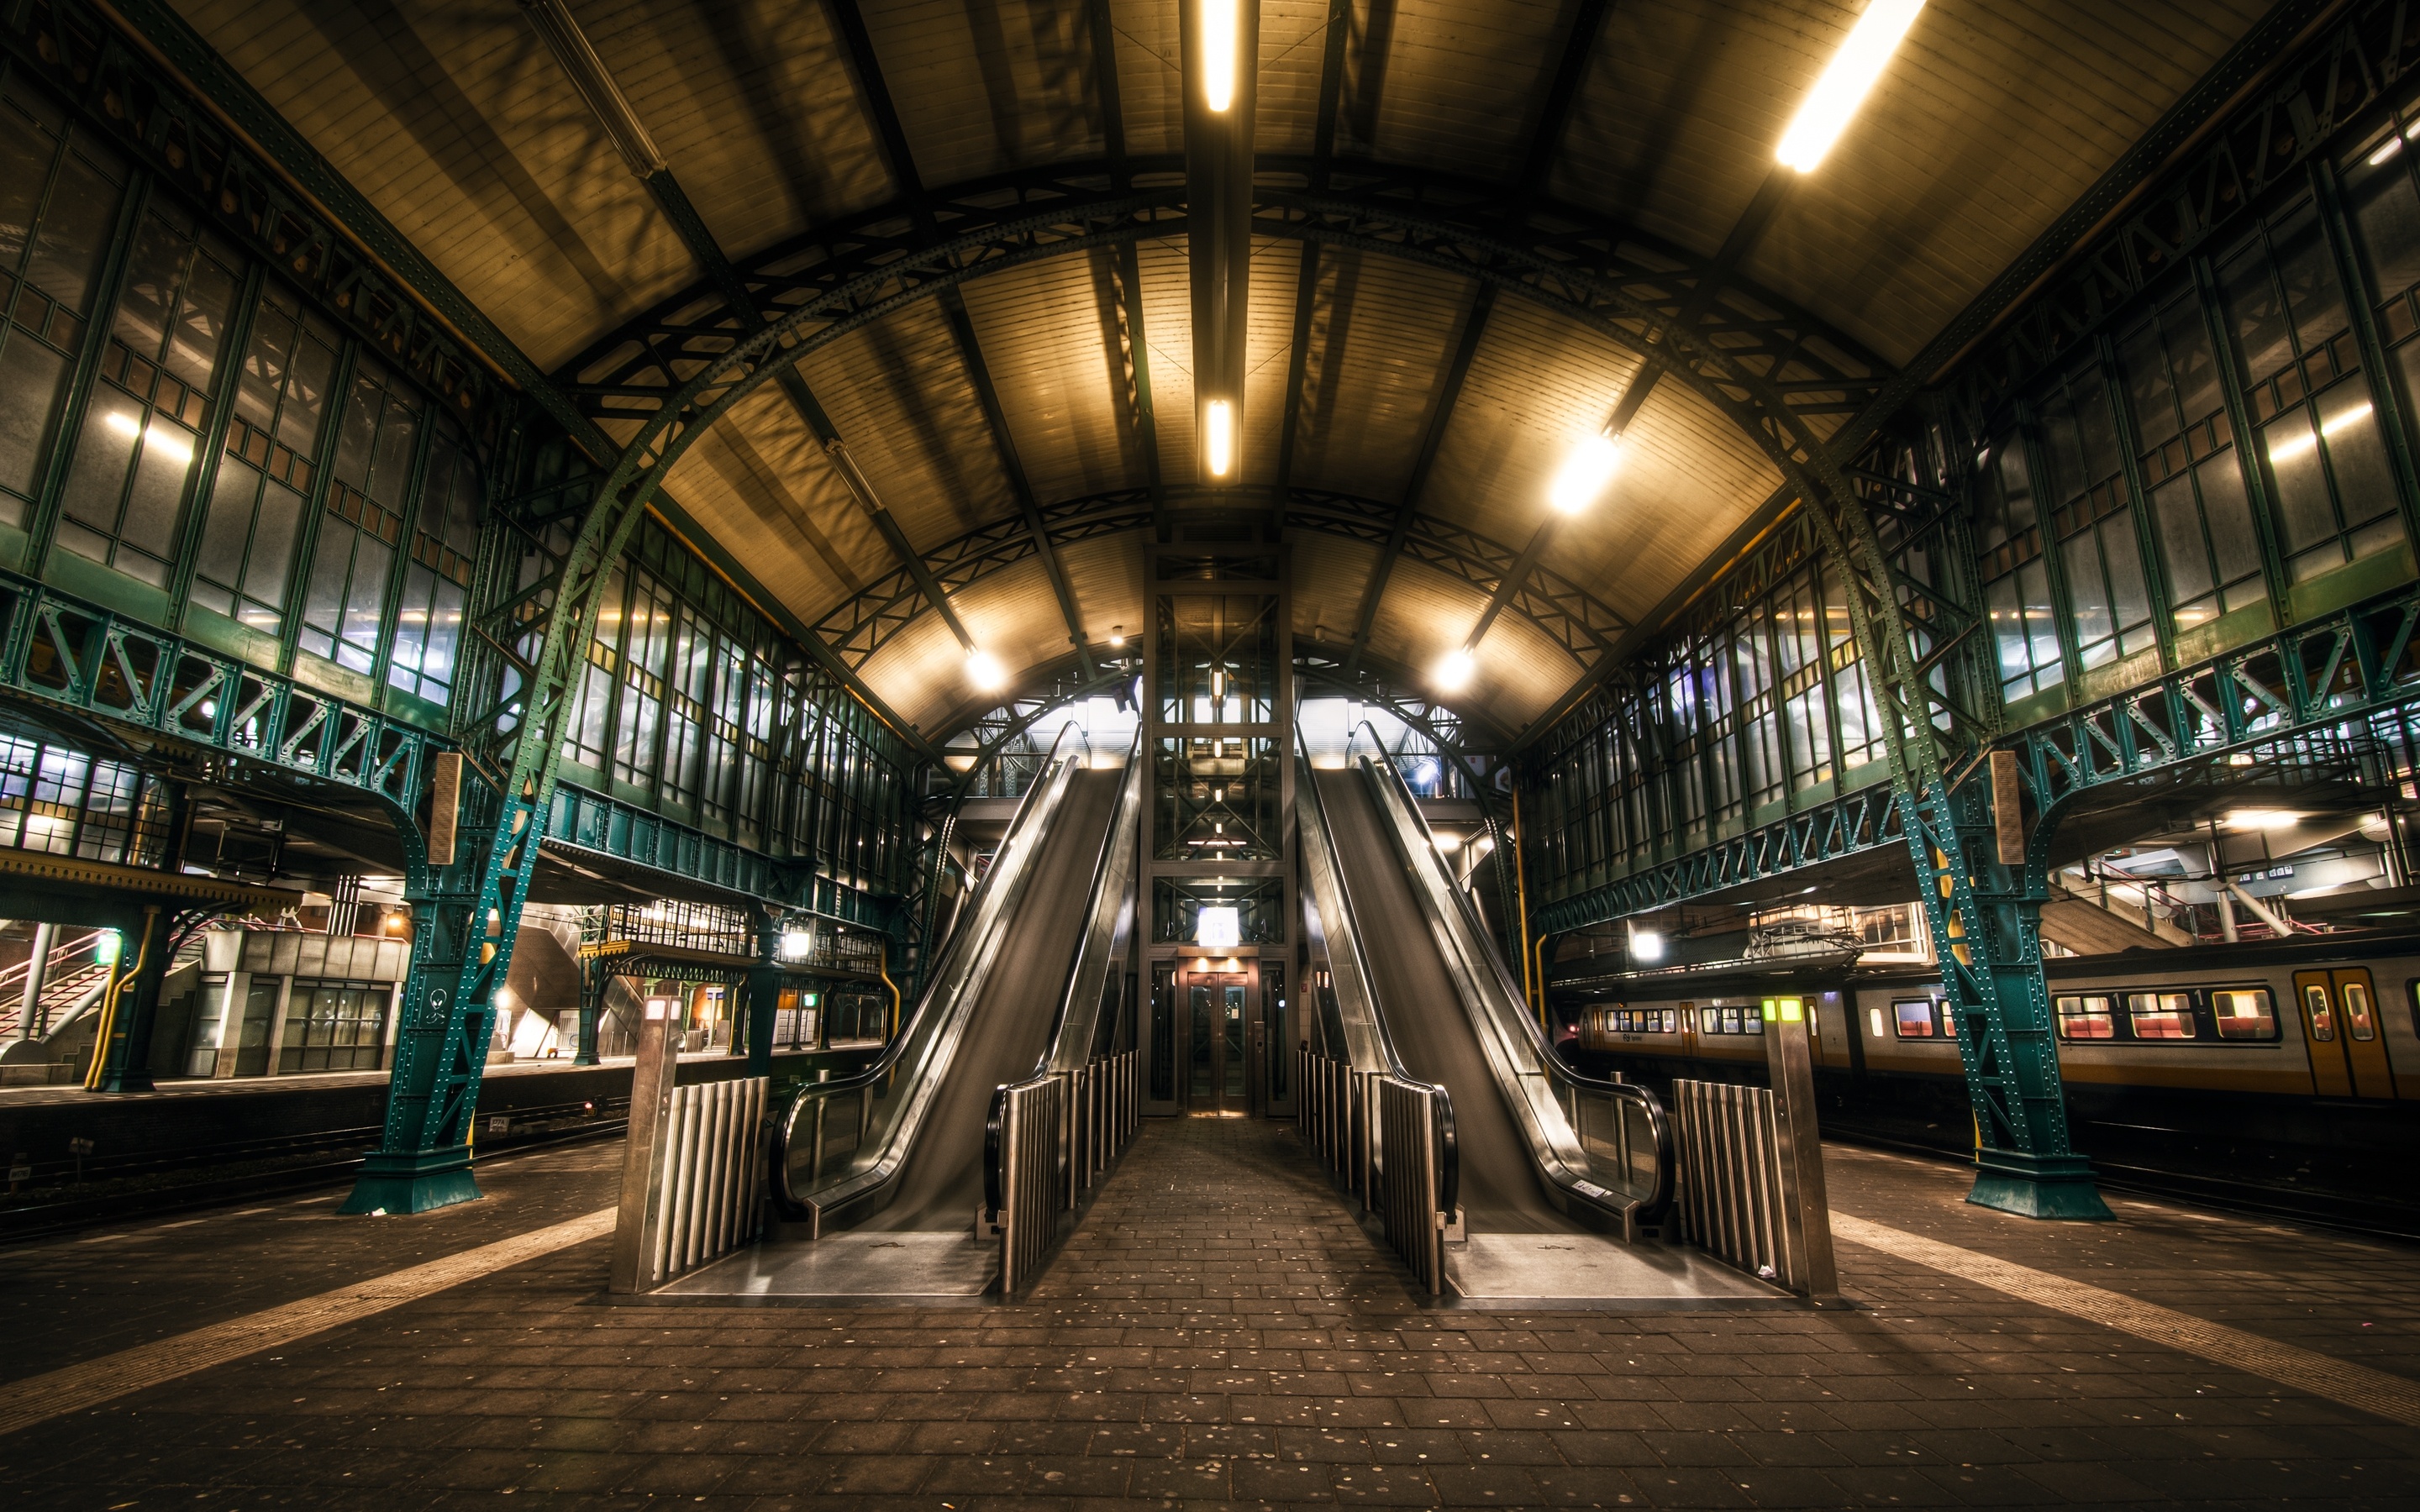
(542, 783, 893, 930)
(1942, 0, 2391, 441)
(0, 569, 435, 827)
(1533, 781, 1905, 934)
(555, 157, 1892, 453)
(808, 484, 1631, 680)
(1536, 580, 2420, 932)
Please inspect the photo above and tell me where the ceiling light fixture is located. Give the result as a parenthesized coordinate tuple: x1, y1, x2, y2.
(1433, 648, 1476, 693)
(1776, 0, 1927, 174)
(1547, 432, 1624, 514)
(2224, 808, 2302, 830)
(1202, 0, 1239, 112)
(1205, 397, 1235, 476)
(965, 648, 1008, 691)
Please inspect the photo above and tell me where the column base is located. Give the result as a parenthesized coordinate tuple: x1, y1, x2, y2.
(339, 1147, 484, 1215)
(572, 1053, 598, 1067)
(1967, 1149, 2112, 1221)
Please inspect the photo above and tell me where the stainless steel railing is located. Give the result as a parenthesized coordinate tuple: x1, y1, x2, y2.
(1374, 1074, 1454, 1294)
(1342, 724, 1675, 1231)
(629, 1074, 768, 1287)
(772, 722, 1094, 1231)
(1670, 1079, 1790, 1285)
(990, 1047, 1138, 1294)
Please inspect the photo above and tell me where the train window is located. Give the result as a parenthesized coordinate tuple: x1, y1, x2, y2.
(2302, 984, 2337, 1042)
(2343, 981, 2377, 1041)
(2127, 992, 2196, 1039)
(2055, 995, 2117, 1040)
(1891, 999, 1936, 1037)
(2210, 988, 2277, 1040)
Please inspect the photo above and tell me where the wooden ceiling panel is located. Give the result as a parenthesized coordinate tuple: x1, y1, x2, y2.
(176, 0, 690, 370)
(1058, 533, 1150, 654)
(1290, 532, 1382, 649)
(1286, 249, 1469, 504)
(1349, 0, 1567, 176)
(864, 559, 1074, 732)
(859, 0, 1108, 186)
(1137, 234, 1199, 477)
(1239, 236, 1305, 484)
(1255, 0, 1332, 158)
(1363, 555, 1576, 727)
(958, 254, 1146, 506)
(555, 0, 890, 251)
(1541, 377, 1784, 626)
(792, 300, 1018, 556)
(1748, 0, 2270, 366)
(1417, 294, 1642, 575)
(1111, 0, 1185, 158)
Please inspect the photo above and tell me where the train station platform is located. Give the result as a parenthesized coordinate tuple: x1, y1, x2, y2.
(0, 1119, 2414, 1508)
(0, 1050, 865, 1239)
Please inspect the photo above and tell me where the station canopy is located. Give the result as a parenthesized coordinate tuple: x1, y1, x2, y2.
(173, 0, 2275, 743)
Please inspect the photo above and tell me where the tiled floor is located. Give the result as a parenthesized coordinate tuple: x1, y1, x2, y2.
(0, 1117, 2416, 1508)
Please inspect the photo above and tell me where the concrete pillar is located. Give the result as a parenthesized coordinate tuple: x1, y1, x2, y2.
(210, 971, 250, 1079)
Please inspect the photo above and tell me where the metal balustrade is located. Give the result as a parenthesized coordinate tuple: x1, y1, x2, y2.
(0, 570, 434, 821)
(1374, 1075, 1453, 1296)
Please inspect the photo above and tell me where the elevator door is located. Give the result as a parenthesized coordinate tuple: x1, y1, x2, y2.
(1186, 974, 1251, 1114)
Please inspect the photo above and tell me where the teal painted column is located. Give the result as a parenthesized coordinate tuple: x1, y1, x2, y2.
(87, 906, 169, 1094)
(1901, 774, 2112, 1221)
(339, 772, 515, 1217)
(746, 911, 781, 1078)
(575, 955, 606, 1067)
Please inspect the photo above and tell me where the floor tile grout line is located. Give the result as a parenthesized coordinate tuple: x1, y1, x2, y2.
(0, 1205, 615, 1440)
(1832, 1210, 2420, 1429)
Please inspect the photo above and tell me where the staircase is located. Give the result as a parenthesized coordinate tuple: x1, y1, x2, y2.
(0, 931, 116, 1042)
(2039, 871, 2196, 954)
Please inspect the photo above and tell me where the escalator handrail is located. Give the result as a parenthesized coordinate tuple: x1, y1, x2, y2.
(1294, 732, 1418, 1083)
(1348, 722, 1674, 1224)
(772, 719, 1092, 1216)
(1038, 727, 1146, 1077)
(1297, 732, 1455, 1216)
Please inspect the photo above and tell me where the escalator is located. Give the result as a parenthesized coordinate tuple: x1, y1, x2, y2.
(773, 724, 1135, 1238)
(1313, 763, 1590, 1236)
(1301, 733, 1777, 1302)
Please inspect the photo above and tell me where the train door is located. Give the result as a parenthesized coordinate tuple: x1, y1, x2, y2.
(2291, 969, 2398, 1099)
(1678, 1001, 1698, 1059)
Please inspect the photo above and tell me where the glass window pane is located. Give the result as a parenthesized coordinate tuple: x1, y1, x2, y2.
(2056, 995, 2116, 1041)
(2343, 980, 2376, 1040)
(2351, 150, 2420, 299)
(2303, 983, 2337, 1041)
(0, 338, 67, 503)
(1892, 1000, 1934, 1038)
(2211, 989, 2275, 1040)
(2315, 381, 2401, 535)
(2263, 409, 2336, 553)
(2127, 992, 2195, 1039)
(25, 149, 121, 312)
(2222, 240, 2293, 383)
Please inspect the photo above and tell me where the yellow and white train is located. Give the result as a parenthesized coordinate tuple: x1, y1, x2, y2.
(1565, 932, 2419, 1104)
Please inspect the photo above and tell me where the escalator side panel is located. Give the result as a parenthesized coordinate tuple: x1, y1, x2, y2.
(860, 769, 1123, 1231)
(1313, 770, 1581, 1235)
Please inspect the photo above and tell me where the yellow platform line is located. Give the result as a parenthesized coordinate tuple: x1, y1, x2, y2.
(0, 1205, 614, 1440)
(1833, 1211, 2420, 1429)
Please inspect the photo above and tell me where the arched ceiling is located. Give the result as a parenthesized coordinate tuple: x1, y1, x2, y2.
(171, 0, 2275, 743)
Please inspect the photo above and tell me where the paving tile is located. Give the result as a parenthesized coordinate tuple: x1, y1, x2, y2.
(3, 1118, 2417, 1512)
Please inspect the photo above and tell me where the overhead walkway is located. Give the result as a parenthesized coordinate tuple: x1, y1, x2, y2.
(655, 726, 1141, 1301)
(1300, 732, 1776, 1305)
